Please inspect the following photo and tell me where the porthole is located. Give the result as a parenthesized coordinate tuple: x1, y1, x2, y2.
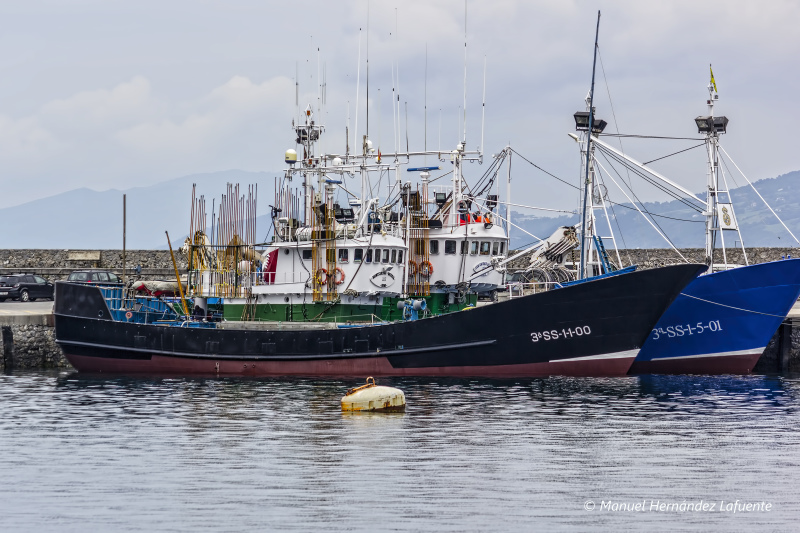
(284, 248, 290, 255)
(284, 296, 290, 303)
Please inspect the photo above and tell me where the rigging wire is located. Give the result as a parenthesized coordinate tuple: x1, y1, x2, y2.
(600, 145, 703, 223)
(718, 143, 800, 245)
(597, 46, 633, 187)
(642, 143, 705, 165)
(428, 169, 453, 183)
(596, 151, 687, 253)
(594, 156, 687, 261)
(510, 148, 580, 191)
(596, 143, 704, 209)
(718, 156, 740, 189)
(606, 198, 633, 266)
(509, 147, 702, 223)
(470, 149, 507, 197)
(600, 133, 705, 141)
(596, 143, 704, 213)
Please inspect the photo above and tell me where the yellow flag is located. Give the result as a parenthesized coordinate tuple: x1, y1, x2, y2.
(710, 65, 718, 93)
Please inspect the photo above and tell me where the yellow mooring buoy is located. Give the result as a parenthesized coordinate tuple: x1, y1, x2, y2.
(341, 377, 406, 412)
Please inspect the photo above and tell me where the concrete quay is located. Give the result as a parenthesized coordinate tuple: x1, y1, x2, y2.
(0, 301, 67, 370)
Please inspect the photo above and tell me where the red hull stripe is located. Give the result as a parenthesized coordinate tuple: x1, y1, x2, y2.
(64, 352, 637, 378)
(628, 352, 762, 375)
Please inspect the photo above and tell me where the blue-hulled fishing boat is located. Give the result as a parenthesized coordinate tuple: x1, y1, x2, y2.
(584, 70, 800, 374)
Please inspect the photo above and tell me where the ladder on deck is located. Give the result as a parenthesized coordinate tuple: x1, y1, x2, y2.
(593, 236, 616, 274)
(240, 290, 257, 321)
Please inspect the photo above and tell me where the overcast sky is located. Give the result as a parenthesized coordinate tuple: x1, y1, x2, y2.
(1, 0, 798, 212)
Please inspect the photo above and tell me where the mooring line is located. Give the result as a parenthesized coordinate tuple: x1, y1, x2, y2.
(679, 292, 786, 318)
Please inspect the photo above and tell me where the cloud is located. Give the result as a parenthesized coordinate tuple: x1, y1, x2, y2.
(0, 74, 295, 207)
(0, 115, 59, 158)
(1, 0, 800, 211)
(0, 76, 155, 162)
(115, 75, 293, 155)
(40, 75, 155, 128)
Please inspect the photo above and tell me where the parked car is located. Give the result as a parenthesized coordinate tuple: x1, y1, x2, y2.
(0, 274, 54, 302)
(66, 269, 122, 284)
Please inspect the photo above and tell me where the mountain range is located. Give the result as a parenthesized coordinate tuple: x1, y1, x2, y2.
(1, 168, 798, 250)
(0, 170, 277, 250)
(508, 170, 800, 251)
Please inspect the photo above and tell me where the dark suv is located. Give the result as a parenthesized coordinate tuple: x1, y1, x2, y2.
(0, 274, 54, 302)
(67, 270, 122, 284)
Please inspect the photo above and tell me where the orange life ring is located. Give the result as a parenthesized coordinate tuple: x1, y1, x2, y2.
(315, 268, 328, 285)
(334, 267, 346, 285)
(419, 260, 434, 278)
(407, 260, 418, 277)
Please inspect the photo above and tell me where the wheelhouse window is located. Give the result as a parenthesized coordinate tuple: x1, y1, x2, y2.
(338, 249, 349, 263)
(391, 250, 397, 263)
(382, 250, 390, 263)
(366, 249, 373, 263)
(354, 249, 363, 263)
(492, 242, 499, 255)
(470, 241, 479, 255)
(499, 242, 505, 254)
(414, 240, 425, 256)
(460, 241, 468, 255)
(429, 240, 439, 255)
(397, 250, 404, 263)
(444, 240, 456, 255)
(302, 249, 312, 260)
(480, 242, 491, 255)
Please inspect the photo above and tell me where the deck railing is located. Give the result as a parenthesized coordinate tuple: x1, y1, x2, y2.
(504, 281, 562, 299)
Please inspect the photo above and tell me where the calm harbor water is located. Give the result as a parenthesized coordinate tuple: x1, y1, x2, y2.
(1, 371, 799, 531)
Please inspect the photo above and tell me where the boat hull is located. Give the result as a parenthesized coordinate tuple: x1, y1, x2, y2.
(630, 259, 800, 375)
(62, 350, 637, 377)
(54, 264, 705, 378)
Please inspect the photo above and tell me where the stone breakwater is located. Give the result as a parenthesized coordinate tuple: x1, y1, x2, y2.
(1, 319, 69, 371)
(506, 247, 799, 270)
(0, 249, 187, 280)
(2, 247, 798, 279)
(756, 325, 800, 373)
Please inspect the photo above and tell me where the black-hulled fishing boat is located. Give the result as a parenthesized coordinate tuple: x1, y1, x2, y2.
(54, 263, 704, 377)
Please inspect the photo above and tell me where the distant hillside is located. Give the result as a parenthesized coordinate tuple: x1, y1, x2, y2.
(509, 170, 800, 250)
(1, 168, 799, 250)
(0, 170, 277, 249)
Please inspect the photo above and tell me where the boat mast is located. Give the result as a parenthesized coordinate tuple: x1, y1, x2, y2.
(579, 11, 601, 280)
(506, 146, 512, 247)
(705, 69, 718, 270)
